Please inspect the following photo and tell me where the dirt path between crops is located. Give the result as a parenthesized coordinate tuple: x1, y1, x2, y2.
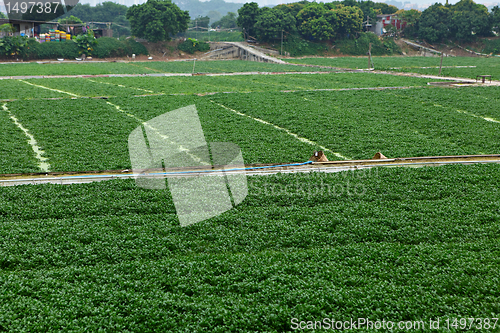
(2, 155, 500, 186)
(1, 67, 499, 86)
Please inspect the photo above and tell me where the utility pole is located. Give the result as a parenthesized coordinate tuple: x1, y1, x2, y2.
(439, 52, 444, 75)
(281, 30, 283, 56)
(368, 43, 372, 69)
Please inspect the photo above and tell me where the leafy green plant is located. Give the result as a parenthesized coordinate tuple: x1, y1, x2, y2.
(0, 163, 499, 330)
(0, 36, 28, 58)
(282, 34, 328, 56)
(72, 31, 98, 56)
(178, 38, 210, 54)
(333, 32, 402, 56)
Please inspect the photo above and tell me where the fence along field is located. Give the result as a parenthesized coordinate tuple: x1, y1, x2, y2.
(0, 66, 499, 331)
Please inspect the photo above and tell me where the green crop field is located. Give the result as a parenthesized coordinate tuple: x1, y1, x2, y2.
(1, 63, 499, 332)
(0, 60, 334, 76)
(0, 165, 499, 331)
(287, 56, 500, 80)
(0, 73, 440, 100)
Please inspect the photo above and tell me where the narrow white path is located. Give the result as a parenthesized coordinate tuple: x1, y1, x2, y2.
(212, 101, 349, 160)
(105, 101, 210, 166)
(19, 80, 79, 97)
(433, 103, 500, 124)
(16, 81, 208, 166)
(2, 103, 50, 172)
(85, 78, 155, 93)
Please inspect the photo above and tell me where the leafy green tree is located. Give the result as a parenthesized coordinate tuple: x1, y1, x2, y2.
(190, 16, 210, 29)
(61, 4, 94, 22)
(58, 2, 129, 24)
(492, 6, 500, 34)
(373, 2, 398, 14)
(211, 12, 237, 29)
(274, 2, 307, 18)
(0, 12, 6, 19)
(335, 5, 363, 37)
(126, 0, 190, 42)
(297, 4, 336, 40)
(112, 15, 131, 38)
(58, 15, 83, 25)
(449, 0, 491, 40)
(418, 3, 451, 42)
(237, 2, 261, 39)
(0, 23, 15, 34)
(93, 2, 129, 22)
(254, 7, 297, 41)
(396, 9, 421, 36)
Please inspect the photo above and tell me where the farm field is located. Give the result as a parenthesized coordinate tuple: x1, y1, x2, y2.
(0, 164, 499, 331)
(287, 56, 500, 79)
(1, 64, 500, 332)
(1, 83, 499, 174)
(0, 72, 439, 100)
(0, 60, 333, 77)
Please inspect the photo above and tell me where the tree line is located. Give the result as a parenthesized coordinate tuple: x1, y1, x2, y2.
(236, 0, 500, 44)
(236, 0, 398, 42)
(416, 0, 500, 42)
(4, 0, 499, 46)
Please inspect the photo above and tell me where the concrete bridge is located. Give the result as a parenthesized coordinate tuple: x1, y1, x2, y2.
(203, 42, 287, 64)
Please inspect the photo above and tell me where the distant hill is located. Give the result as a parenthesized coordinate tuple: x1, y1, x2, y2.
(172, 0, 243, 22)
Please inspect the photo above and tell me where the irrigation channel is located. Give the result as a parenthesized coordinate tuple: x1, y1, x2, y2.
(1, 154, 500, 186)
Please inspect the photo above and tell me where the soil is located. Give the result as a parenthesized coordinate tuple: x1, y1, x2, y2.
(4, 37, 493, 63)
(393, 38, 476, 57)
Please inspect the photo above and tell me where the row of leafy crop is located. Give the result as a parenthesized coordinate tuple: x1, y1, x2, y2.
(0, 60, 333, 77)
(0, 106, 40, 174)
(3, 96, 316, 173)
(16, 73, 440, 98)
(0, 80, 66, 100)
(209, 86, 500, 160)
(2, 86, 499, 174)
(287, 56, 500, 80)
(0, 164, 499, 330)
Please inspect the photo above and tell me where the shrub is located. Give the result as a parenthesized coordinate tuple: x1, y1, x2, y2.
(0, 36, 28, 58)
(178, 38, 210, 54)
(282, 34, 328, 56)
(123, 38, 148, 56)
(93, 37, 148, 58)
(93, 37, 126, 58)
(72, 32, 98, 56)
(482, 38, 500, 55)
(334, 33, 402, 56)
(23, 39, 79, 60)
(0, 36, 148, 60)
